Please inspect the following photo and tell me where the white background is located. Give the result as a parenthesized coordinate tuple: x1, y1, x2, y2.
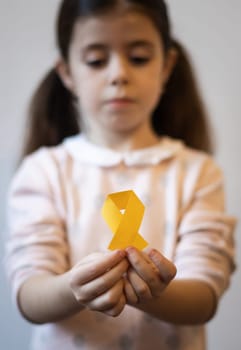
(0, 1, 240, 349)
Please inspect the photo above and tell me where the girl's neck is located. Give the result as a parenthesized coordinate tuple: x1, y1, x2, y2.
(84, 124, 160, 152)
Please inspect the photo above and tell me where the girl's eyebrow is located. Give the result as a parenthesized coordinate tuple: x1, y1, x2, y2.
(127, 40, 155, 50)
(82, 40, 154, 52)
(82, 43, 108, 52)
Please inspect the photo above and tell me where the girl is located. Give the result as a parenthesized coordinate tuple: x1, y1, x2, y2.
(5, 0, 236, 349)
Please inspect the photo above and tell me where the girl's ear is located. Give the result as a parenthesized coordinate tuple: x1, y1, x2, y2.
(162, 47, 178, 85)
(55, 59, 75, 93)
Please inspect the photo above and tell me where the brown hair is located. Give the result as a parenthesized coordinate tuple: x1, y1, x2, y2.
(152, 39, 213, 153)
(22, 0, 213, 157)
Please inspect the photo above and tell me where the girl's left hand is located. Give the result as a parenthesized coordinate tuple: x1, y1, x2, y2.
(124, 247, 176, 305)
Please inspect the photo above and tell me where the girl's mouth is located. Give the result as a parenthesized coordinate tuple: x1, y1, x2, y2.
(105, 97, 135, 108)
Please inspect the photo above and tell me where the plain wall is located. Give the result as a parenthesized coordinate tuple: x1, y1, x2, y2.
(0, 1, 240, 349)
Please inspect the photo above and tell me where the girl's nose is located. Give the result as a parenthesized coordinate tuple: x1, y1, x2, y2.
(108, 55, 129, 86)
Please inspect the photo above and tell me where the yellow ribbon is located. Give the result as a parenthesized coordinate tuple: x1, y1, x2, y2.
(101, 190, 148, 250)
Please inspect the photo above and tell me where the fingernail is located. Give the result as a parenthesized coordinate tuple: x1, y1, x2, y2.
(125, 246, 135, 254)
(116, 250, 126, 258)
(149, 249, 158, 258)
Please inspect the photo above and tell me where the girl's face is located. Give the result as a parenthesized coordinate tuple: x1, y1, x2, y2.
(58, 9, 175, 146)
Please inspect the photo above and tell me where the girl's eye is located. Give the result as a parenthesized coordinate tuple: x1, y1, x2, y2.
(86, 59, 107, 68)
(130, 56, 150, 66)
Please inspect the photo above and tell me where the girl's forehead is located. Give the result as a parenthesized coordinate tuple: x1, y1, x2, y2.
(71, 10, 161, 46)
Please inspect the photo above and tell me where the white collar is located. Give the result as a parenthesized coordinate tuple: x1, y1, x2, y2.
(63, 134, 183, 167)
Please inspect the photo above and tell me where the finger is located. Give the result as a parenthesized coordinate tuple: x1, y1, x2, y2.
(148, 249, 177, 284)
(76, 259, 129, 303)
(126, 247, 164, 297)
(104, 293, 126, 317)
(127, 267, 152, 302)
(87, 279, 124, 312)
(123, 276, 138, 305)
(71, 250, 126, 285)
(126, 247, 156, 276)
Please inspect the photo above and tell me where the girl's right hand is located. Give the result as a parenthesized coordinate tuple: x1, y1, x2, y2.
(69, 250, 129, 317)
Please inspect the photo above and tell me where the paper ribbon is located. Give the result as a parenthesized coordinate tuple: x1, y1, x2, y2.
(101, 190, 148, 250)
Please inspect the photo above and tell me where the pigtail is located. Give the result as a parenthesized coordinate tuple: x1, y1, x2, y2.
(152, 40, 214, 154)
(22, 68, 79, 158)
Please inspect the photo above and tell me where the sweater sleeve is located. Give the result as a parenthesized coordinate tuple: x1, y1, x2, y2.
(4, 150, 69, 303)
(174, 157, 236, 299)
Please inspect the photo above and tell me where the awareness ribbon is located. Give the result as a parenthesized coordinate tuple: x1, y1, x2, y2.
(101, 190, 148, 250)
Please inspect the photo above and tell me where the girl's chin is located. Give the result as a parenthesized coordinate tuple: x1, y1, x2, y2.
(103, 121, 141, 135)
(101, 114, 142, 131)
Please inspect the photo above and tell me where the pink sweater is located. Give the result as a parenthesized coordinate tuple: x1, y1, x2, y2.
(5, 134, 236, 350)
